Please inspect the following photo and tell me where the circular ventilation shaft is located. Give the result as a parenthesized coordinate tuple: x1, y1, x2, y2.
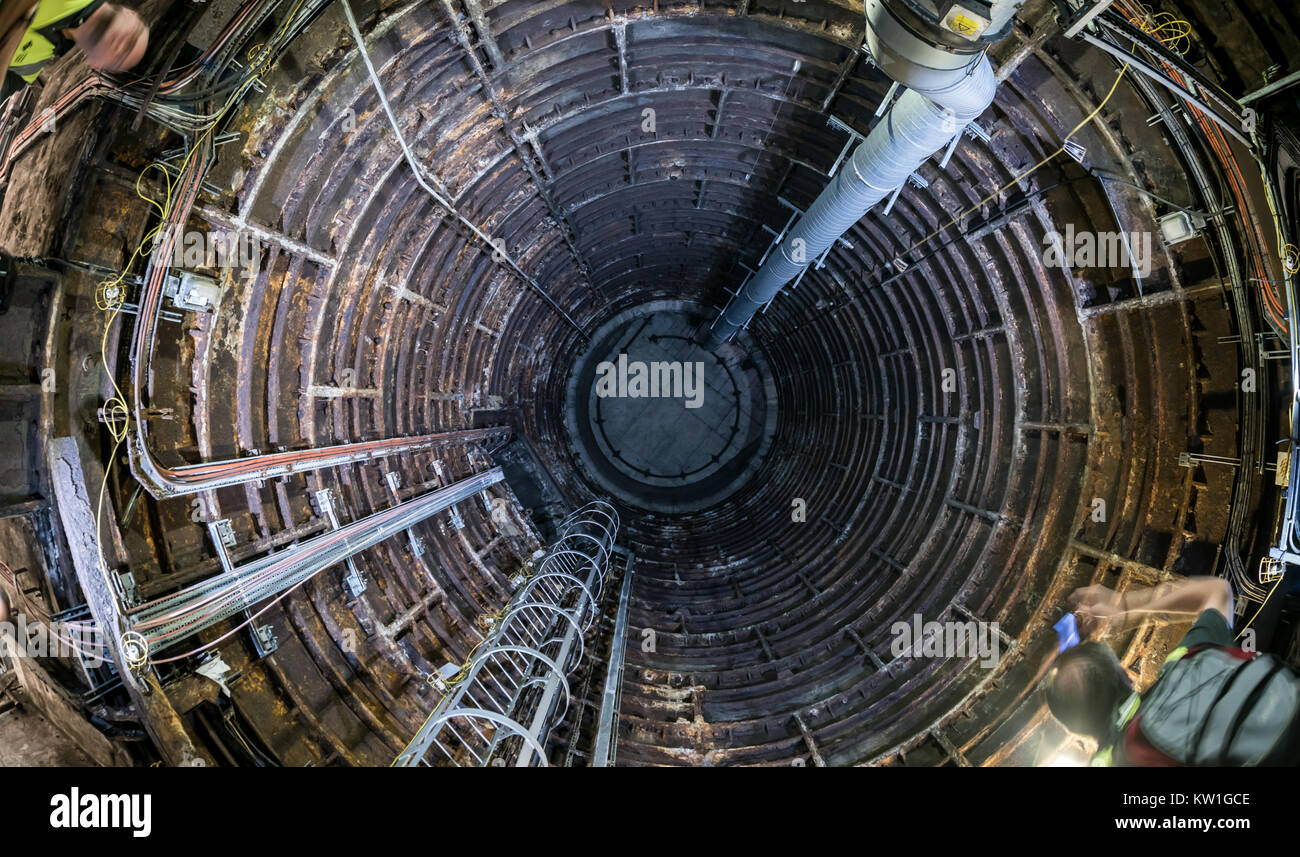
(3, 0, 1289, 771)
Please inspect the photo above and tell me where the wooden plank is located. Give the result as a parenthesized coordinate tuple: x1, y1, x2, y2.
(47, 436, 214, 766)
(3, 633, 129, 767)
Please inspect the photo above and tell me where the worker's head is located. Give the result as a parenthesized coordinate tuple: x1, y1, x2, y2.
(68, 3, 148, 73)
(1044, 642, 1133, 743)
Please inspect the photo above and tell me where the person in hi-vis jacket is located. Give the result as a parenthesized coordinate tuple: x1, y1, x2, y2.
(1, 0, 148, 99)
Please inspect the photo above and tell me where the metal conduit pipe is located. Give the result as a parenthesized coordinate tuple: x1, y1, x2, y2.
(129, 426, 511, 498)
(706, 0, 1018, 347)
(123, 468, 507, 659)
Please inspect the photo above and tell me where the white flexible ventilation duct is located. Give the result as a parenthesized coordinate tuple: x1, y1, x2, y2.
(707, 0, 1017, 347)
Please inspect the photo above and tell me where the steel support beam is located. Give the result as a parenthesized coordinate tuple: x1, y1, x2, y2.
(592, 553, 634, 767)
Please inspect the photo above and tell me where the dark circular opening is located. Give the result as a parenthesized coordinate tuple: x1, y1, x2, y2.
(564, 300, 776, 513)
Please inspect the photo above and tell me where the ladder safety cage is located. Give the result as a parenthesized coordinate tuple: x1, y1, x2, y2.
(395, 500, 619, 767)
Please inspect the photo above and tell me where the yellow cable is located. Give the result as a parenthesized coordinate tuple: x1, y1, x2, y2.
(1235, 575, 1283, 640)
(1125, 3, 1193, 51)
(896, 3, 1196, 262)
(897, 62, 1131, 260)
(84, 0, 306, 631)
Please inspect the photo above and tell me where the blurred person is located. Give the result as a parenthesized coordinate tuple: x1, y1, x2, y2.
(1, 0, 148, 100)
(1044, 576, 1300, 765)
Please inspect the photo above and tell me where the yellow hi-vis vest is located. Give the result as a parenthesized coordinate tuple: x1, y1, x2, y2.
(7, 0, 105, 83)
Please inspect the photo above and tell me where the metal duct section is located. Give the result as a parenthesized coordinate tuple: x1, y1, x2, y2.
(706, 0, 1014, 347)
